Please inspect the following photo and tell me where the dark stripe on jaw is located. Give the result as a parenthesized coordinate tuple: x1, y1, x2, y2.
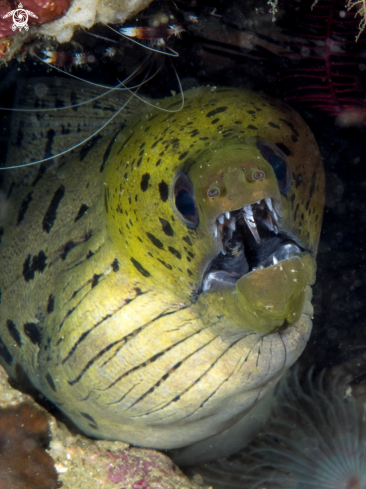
(65, 243, 104, 272)
(109, 332, 218, 407)
(62, 289, 146, 364)
(43, 185, 65, 233)
(68, 306, 182, 386)
(68, 338, 127, 386)
(178, 335, 260, 423)
(131, 334, 251, 418)
(80, 412, 96, 423)
(46, 373, 57, 392)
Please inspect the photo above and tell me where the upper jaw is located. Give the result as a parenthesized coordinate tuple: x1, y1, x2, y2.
(202, 197, 303, 293)
(213, 197, 282, 254)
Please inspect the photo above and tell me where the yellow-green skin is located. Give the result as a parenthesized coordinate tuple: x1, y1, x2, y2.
(0, 87, 324, 453)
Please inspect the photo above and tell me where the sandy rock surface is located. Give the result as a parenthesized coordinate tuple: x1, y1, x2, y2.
(0, 365, 210, 489)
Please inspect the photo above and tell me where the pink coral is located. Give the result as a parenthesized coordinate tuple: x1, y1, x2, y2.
(106, 448, 183, 489)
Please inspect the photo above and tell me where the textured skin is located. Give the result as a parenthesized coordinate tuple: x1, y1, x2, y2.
(0, 86, 324, 451)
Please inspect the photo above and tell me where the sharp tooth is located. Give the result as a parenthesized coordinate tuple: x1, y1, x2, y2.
(229, 217, 236, 231)
(257, 200, 261, 204)
(274, 225, 278, 235)
(214, 224, 218, 238)
(218, 214, 224, 225)
(265, 198, 273, 213)
(225, 211, 230, 220)
(242, 206, 261, 243)
(273, 255, 278, 265)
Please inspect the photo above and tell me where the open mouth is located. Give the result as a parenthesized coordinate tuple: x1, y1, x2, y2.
(202, 198, 303, 292)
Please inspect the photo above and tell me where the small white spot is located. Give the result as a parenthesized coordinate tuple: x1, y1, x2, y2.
(55, 463, 68, 474)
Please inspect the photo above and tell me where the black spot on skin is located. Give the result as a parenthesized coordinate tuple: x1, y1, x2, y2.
(6, 320, 22, 347)
(131, 258, 151, 277)
(155, 159, 161, 166)
(211, 118, 220, 124)
(146, 233, 164, 249)
(276, 143, 292, 156)
(42, 185, 65, 233)
(301, 213, 304, 221)
(100, 131, 117, 172)
(183, 236, 192, 246)
(234, 121, 242, 124)
(188, 251, 195, 259)
(206, 107, 228, 117)
(247, 125, 258, 130)
(268, 122, 280, 129)
(279, 118, 299, 138)
(159, 218, 174, 236)
(111, 259, 120, 272)
(23, 251, 47, 282)
(137, 156, 143, 167)
(32, 164, 47, 187)
(168, 247, 181, 259)
(151, 137, 163, 149)
(75, 204, 89, 222)
(190, 129, 199, 138)
(91, 274, 101, 288)
(89, 423, 98, 430)
(61, 240, 77, 261)
(291, 135, 298, 143)
(81, 412, 97, 423)
(158, 259, 173, 270)
(187, 269, 193, 277)
(294, 203, 300, 221)
(44, 129, 56, 158)
(0, 337, 12, 365)
(140, 173, 150, 192)
(80, 135, 103, 161)
(247, 110, 256, 114)
(309, 171, 316, 199)
(46, 373, 57, 392)
(0, 227, 3, 245)
(290, 194, 295, 207)
(24, 322, 41, 347)
(158, 181, 169, 202)
(47, 294, 55, 313)
(296, 174, 303, 188)
(17, 191, 33, 225)
(179, 151, 189, 161)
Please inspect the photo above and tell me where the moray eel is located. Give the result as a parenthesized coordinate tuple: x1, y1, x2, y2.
(0, 84, 324, 464)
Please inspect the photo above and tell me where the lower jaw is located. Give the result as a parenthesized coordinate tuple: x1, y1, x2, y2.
(199, 252, 316, 335)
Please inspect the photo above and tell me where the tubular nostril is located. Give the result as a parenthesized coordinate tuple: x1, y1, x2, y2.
(208, 188, 220, 198)
(241, 167, 265, 182)
(253, 170, 265, 180)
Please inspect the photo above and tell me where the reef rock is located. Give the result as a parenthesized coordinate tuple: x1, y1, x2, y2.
(0, 365, 209, 489)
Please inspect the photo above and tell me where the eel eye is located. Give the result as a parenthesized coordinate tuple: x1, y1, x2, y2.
(170, 172, 199, 227)
(257, 141, 292, 194)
